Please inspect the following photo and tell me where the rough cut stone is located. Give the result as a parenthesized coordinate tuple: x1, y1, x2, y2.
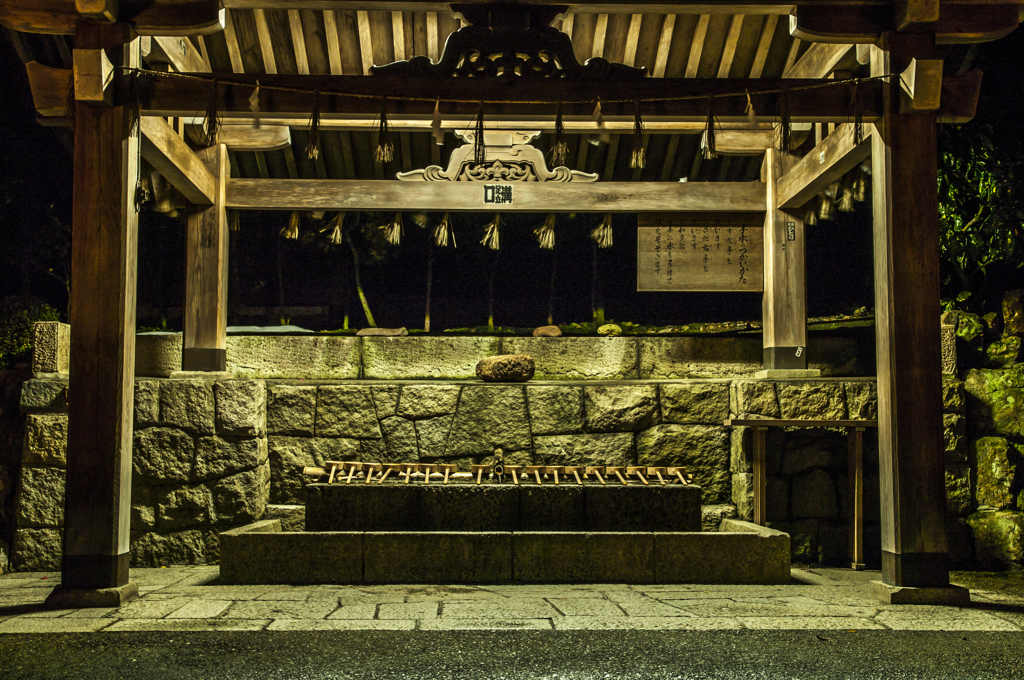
(731, 473, 754, 521)
(701, 504, 738, 532)
(444, 386, 532, 458)
(371, 385, 400, 418)
(19, 380, 67, 413)
(1004, 288, 1024, 336)
(160, 380, 216, 435)
(316, 385, 382, 438)
(133, 428, 195, 485)
(16, 467, 65, 527)
(533, 325, 561, 337)
(215, 380, 267, 437)
(313, 436, 385, 464)
(597, 324, 622, 336)
(476, 355, 535, 382)
(733, 381, 780, 418)
(965, 366, 1024, 437)
(32, 321, 70, 375)
(266, 384, 317, 436)
(397, 384, 461, 418)
(157, 484, 215, 530)
(504, 337, 638, 380)
(134, 380, 160, 428)
(941, 323, 957, 376)
(22, 414, 67, 467)
(533, 433, 634, 467)
(131, 485, 156, 531)
(130, 530, 206, 567)
(356, 327, 408, 336)
(944, 414, 967, 463)
(526, 386, 584, 435)
(264, 504, 305, 532)
(660, 382, 731, 424)
(776, 381, 846, 420)
(968, 511, 1024, 568)
(974, 437, 1019, 509)
(211, 462, 270, 524)
(362, 337, 499, 380)
(640, 337, 761, 379)
(636, 424, 730, 503)
(985, 336, 1022, 368)
(380, 416, 419, 462)
(227, 336, 360, 379)
(584, 385, 659, 432)
(781, 434, 837, 475)
(194, 436, 268, 481)
(790, 469, 838, 519)
(945, 464, 973, 517)
(415, 416, 453, 459)
(942, 378, 966, 414)
(844, 381, 878, 420)
(135, 333, 182, 378)
(268, 437, 321, 504)
(13, 527, 61, 571)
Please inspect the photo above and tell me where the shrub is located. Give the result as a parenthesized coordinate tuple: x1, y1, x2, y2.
(0, 296, 60, 369)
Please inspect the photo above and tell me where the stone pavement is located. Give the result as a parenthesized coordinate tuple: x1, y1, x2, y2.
(0, 567, 1022, 634)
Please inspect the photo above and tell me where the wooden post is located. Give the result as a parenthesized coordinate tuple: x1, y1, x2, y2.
(871, 34, 949, 587)
(61, 22, 139, 594)
(182, 144, 229, 371)
(753, 425, 767, 525)
(847, 426, 865, 570)
(761, 148, 808, 369)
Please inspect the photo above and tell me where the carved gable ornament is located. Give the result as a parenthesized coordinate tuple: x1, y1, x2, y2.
(397, 131, 598, 183)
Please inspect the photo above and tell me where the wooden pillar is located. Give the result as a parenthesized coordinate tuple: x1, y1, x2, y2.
(182, 144, 229, 371)
(870, 34, 949, 587)
(62, 23, 139, 591)
(761, 148, 808, 369)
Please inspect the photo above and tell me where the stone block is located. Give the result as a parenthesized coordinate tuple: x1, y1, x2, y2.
(444, 386, 532, 458)
(636, 425, 730, 503)
(397, 384, 461, 418)
(968, 511, 1024, 568)
(317, 437, 385, 463)
(19, 380, 67, 413)
(16, 466, 65, 527)
(775, 381, 846, 420)
(768, 519, 819, 563)
(656, 523, 790, 584)
(371, 385, 400, 418)
(160, 380, 215, 435)
(964, 365, 1024, 437)
(415, 416, 453, 459)
(130, 529, 207, 567)
(220, 525, 363, 584)
(730, 427, 752, 473)
(45, 583, 139, 609)
(732, 380, 780, 418)
(12, 527, 61, 571)
(870, 580, 971, 606)
(194, 436, 268, 481)
(268, 437, 321, 504)
(135, 333, 182, 377)
(941, 323, 957, 375)
(211, 462, 270, 525)
(316, 385, 381, 438)
(639, 337, 761, 379)
(305, 484, 422, 532)
(1003, 288, 1024, 336)
(131, 485, 156, 531)
(420, 485, 519, 532)
(134, 380, 160, 428)
(790, 469, 838, 519)
(943, 414, 967, 463)
(265, 504, 305, 532)
(22, 413, 67, 467)
(266, 384, 317, 436)
(519, 485, 585, 531)
(0, 539, 8, 574)
(701, 504, 738, 532)
(661, 381, 731, 424)
(215, 380, 266, 437)
(380, 416, 418, 462)
(362, 337, 499, 379)
(157, 484, 216, 530)
(942, 378, 966, 414)
(945, 464, 973, 517)
(584, 385, 659, 432)
(732, 473, 753, 521)
(227, 336, 360, 379)
(364, 532, 512, 583)
(503, 337, 638, 379)
(133, 427, 195, 485)
(985, 336, 1022, 368)
(513, 533, 654, 584)
(31, 321, 70, 375)
(525, 385, 584, 435)
(533, 433, 633, 468)
(973, 437, 1020, 510)
(844, 381, 878, 420)
(583, 485, 701, 532)
(476, 354, 535, 382)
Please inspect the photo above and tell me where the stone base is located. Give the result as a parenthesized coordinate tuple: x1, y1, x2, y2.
(754, 369, 822, 379)
(44, 582, 139, 609)
(869, 580, 971, 606)
(169, 371, 235, 380)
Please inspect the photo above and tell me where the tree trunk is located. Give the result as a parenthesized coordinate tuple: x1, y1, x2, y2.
(547, 249, 557, 326)
(487, 250, 497, 332)
(424, 240, 434, 333)
(592, 243, 605, 326)
(275, 235, 285, 325)
(348, 236, 376, 327)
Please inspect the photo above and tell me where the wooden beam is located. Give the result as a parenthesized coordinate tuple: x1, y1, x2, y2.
(72, 48, 114, 102)
(776, 122, 871, 209)
(783, 42, 855, 79)
(226, 179, 767, 212)
(253, 9, 278, 73)
(289, 9, 310, 74)
(899, 57, 943, 112)
(215, 124, 292, 150)
(25, 61, 69, 117)
(357, 9, 374, 74)
(869, 37, 948, 587)
(391, 9, 406, 61)
(593, 13, 610, 58)
(684, 14, 709, 77)
(895, 0, 940, 31)
(761, 147, 807, 369)
(790, 2, 1020, 44)
(183, 144, 229, 372)
(223, 9, 245, 73)
(749, 14, 778, 78)
(75, 0, 117, 23)
(651, 13, 675, 77)
(623, 13, 643, 66)
(324, 10, 344, 73)
(140, 116, 216, 205)
(717, 14, 744, 78)
(0, 0, 225, 35)
(701, 128, 775, 154)
(218, 2, 812, 13)
(148, 35, 209, 74)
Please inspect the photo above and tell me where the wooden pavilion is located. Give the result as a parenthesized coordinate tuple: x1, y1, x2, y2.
(1, 0, 1018, 602)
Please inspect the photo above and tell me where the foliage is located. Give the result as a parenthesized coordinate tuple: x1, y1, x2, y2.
(0, 296, 60, 369)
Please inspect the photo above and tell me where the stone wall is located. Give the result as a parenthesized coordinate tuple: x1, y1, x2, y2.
(0, 370, 29, 574)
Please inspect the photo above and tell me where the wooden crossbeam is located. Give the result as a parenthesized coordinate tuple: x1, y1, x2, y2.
(148, 35, 209, 74)
(139, 117, 217, 205)
(0, 0, 225, 35)
(214, 124, 293, 150)
(225, 178, 767, 212)
(783, 43, 856, 79)
(776, 122, 871, 209)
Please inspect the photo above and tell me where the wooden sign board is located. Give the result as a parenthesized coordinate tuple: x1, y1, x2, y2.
(637, 214, 763, 292)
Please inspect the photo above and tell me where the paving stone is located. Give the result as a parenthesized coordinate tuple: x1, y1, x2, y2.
(419, 618, 553, 630)
(546, 598, 623, 617)
(737, 616, 884, 630)
(165, 599, 233, 619)
(255, 589, 314, 601)
(440, 598, 561, 619)
(0, 618, 115, 633)
(115, 597, 195, 619)
(326, 604, 379, 619)
(525, 386, 585, 435)
(267, 619, 416, 631)
(378, 602, 440, 619)
(105, 618, 269, 632)
(552, 617, 742, 630)
(481, 586, 607, 600)
(226, 599, 338, 620)
(874, 609, 1020, 631)
(613, 597, 693, 617)
(673, 601, 878, 618)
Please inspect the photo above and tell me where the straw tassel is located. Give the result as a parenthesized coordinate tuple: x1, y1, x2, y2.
(375, 97, 394, 163)
(630, 99, 646, 169)
(702, 96, 717, 160)
(778, 88, 792, 155)
(534, 214, 556, 250)
(852, 78, 864, 146)
(590, 214, 613, 248)
(381, 212, 404, 245)
(321, 212, 344, 245)
(199, 79, 220, 147)
(481, 214, 502, 251)
(433, 213, 456, 247)
(549, 103, 568, 167)
(431, 99, 444, 146)
(306, 90, 322, 160)
(472, 103, 486, 164)
(837, 176, 855, 212)
(281, 211, 300, 239)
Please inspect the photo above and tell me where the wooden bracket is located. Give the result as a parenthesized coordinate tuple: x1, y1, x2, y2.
(76, 0, 118, 23)
(73, 48, 115, 103)
(899, 58, 943, 113)
(895, 0, 940, 32)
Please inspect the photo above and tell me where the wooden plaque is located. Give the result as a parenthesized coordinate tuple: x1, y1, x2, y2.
(637, 215, 763, 292)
